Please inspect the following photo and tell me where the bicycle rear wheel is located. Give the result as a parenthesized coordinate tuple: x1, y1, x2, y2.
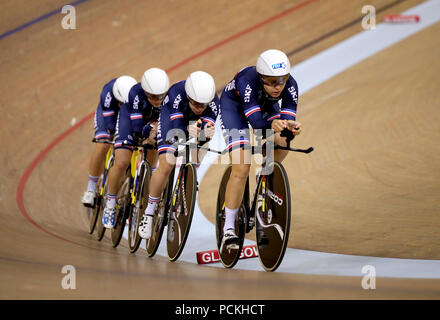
(111, 168, 132, 248)
(255, 161, 291, 272)
(128, 161, 151, 253)
(167, 163, 197, 262)
(145, 168, 175, 258)
(216, 165, 247, 269)
(88, 175, 103, 234)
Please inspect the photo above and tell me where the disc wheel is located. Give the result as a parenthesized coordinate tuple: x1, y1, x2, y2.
(255, 161, 291, 272)
(167, 163, 197, 262)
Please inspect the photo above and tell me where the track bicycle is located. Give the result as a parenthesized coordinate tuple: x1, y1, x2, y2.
(215, 128, 314, 271)
(145, 135, 207, 261)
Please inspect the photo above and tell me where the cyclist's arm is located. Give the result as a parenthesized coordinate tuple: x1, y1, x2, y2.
(279, 77, 298, 122)
(126, 90, 145, 136)
(280, 78, 301, 134)
(101, 91, 117, 135)
(236, 77, 270, 130)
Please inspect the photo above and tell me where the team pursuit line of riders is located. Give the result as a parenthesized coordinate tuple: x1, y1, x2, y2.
(81, 49, 302, 254)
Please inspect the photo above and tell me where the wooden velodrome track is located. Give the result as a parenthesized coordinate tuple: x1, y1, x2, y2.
(1, 0, 439, 299)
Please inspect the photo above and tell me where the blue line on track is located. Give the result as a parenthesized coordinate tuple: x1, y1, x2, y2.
(0, 0, 91, 40)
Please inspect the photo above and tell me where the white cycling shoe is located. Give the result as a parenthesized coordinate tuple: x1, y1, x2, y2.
(102, 206, 116, 229)
(138, 214, 154, 239)
(81, 190, 96, 208)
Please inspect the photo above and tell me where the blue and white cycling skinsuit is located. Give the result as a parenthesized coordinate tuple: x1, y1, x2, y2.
(114, 83, 160, 150)
(156, 80, 219, 155)
(93, 78, 120, 141)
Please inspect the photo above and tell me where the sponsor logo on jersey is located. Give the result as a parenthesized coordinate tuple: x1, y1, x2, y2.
(209, 101, 218, 116)
(173, 94, 182, 109)
(288, 86, 298, 103)
(225, 79, 236, 92)
(244, 84, 252, 103)
(104, 92, 112, 108)
(133, 95, 140, 109)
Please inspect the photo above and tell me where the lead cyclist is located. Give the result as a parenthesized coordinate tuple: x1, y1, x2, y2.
(218, 49, 303, 249)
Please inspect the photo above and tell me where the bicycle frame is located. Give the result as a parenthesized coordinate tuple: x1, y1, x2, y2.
(99, 144, 114, 197)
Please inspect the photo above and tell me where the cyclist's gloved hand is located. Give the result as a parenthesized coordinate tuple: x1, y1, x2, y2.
(287, 120, 302, 135)
(141, 123, 152, 139)
(188, 119, 203, 139)
(132, 132, 143, 146)
(271, 119, 287, 133)
(203, 123, 215, 140)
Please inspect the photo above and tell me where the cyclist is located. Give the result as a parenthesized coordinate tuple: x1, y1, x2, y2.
(102, 67, 170, 229)
(81, 75, 137, 208)
(138, 70, 219, 240)
(217, 49, 302, 249)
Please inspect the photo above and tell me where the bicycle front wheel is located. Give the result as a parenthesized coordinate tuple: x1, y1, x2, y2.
(255, 161, 291, 272)
(167, 163, 197, 262)
(145, 168, 175, 258)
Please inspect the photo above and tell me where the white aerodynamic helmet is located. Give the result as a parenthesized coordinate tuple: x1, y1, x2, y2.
(256, 49, 291, 77)
(113, 75, 137, 103)
(185, 71, 216, 104)
(141, 67, 170, 95)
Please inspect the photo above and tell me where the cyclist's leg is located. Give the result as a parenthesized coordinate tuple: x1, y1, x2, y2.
(218, 96, 251, 241)
(147, 149, 159, 172)
(82, 107, 112, 206)
(102, 107, 133, 227)
(107, 148, 132, 201)
(89, 142, 111, 177)
(139, 108, 178, 238)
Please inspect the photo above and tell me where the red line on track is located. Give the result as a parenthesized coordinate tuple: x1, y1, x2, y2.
(16, 0, 318, 245)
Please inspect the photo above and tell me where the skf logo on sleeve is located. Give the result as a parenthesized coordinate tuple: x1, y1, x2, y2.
(173, 94, 182, 109)
(288, 86, 298, 103)
(133, 95, 139, 109)
(272, 62, 287, 70)
(209, 101, 218, 116)
(244, 84, 252, 103)
(104, 92, 112, 108)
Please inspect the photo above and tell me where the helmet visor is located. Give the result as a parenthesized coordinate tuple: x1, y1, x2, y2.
(188, 97, 209, 109)
(146, 92, 167, 101)
(259, 74, 290, 87)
